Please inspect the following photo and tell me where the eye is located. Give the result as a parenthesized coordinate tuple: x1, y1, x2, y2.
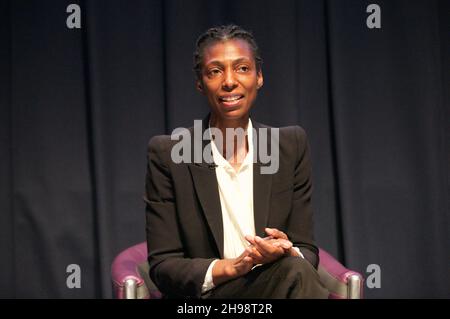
(208, 68, 221, 77)
(237, 65, 250, 73)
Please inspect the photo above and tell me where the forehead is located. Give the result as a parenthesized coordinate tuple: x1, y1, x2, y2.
(202, 39, 254, 65)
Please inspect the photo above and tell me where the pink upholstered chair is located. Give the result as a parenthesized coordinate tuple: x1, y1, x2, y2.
(111, 241, 363, 299)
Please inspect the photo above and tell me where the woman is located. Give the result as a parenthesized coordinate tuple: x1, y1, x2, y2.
(145, 25, 328, 299)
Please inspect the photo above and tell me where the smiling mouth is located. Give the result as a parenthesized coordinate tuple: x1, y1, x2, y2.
(218, 95, 244, 107)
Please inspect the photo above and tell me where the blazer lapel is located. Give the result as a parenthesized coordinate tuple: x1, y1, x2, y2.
(252, 121, 273, 238)
(188, 114, 224, 258)
(188, 163, 224, 258)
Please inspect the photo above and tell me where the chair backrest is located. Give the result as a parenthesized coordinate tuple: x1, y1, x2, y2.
(111, 242, 363, 299)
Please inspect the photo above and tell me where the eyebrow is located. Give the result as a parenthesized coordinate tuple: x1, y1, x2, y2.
(205, 57, 252, 68)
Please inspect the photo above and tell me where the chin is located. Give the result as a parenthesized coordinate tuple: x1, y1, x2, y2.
(210, 104, 251, 122)
(221, 110, 247, 120)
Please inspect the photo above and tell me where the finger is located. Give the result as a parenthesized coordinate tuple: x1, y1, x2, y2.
(277, 239, 293, 250)
(271, 241, 281, 247)
(254, 236, 282, 258)
(242, 256, 253, 264)
(265, 228, 288, 240)
(263, 238, 290, 251)
(263, 238, 283, 249)
(247, 247, 264, 263)
(270, 228, 288, 239)
(245, 235, 256, 245)
(246, 246, 263, 258)
(238, 249, 251, 259)
(244, 247, 254, 257)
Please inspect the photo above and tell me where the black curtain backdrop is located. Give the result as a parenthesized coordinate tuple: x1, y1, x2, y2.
(0, 0, 449, 298)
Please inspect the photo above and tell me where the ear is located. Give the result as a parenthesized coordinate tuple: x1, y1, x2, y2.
(256, 70, 264, 90)
(196, 80, 204, 94)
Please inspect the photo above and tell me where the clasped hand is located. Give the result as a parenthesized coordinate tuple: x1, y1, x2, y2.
(212, 228, 298, 285)
(244, 227, 298, 265)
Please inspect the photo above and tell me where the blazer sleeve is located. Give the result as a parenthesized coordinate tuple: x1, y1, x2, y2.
(144, 136, 215, 298)
(288, 126, 320, 269)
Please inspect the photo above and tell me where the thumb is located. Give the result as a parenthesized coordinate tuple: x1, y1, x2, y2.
(279, 239, 293, 249)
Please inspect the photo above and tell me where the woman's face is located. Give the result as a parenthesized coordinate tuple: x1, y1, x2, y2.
(197, 39, 263, 122)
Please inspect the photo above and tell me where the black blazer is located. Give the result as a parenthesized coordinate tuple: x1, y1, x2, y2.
(145, 115, 319, 298)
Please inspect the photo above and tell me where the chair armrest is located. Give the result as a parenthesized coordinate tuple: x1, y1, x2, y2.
(111, 242, 149, 299)
(318, 248, 364, 299)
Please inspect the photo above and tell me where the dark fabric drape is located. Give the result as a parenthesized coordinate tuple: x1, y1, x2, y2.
(0, 0, 448, 298)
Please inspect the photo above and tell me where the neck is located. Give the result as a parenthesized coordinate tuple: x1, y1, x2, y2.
(209, 112, 249, 132)
(209, 112, 250, 164)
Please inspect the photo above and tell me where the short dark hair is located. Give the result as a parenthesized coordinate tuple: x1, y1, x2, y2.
(193, 24, 263, 80)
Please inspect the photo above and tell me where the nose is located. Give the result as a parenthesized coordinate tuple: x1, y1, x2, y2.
(222, 69, 238, 91)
